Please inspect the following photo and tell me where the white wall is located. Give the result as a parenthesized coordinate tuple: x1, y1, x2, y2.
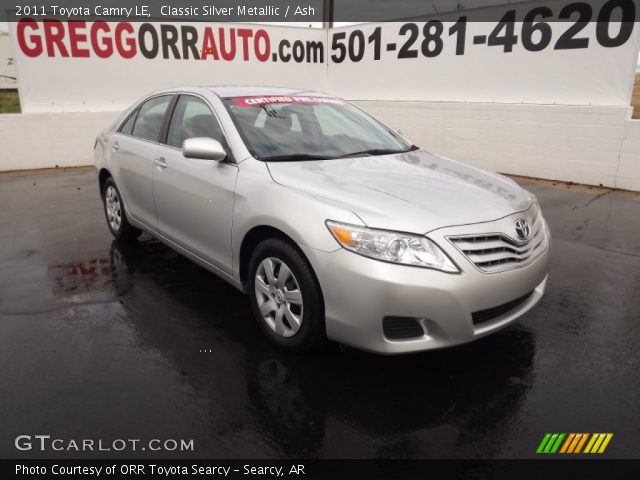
(1, 105, 639, 192)
(0, 111, 117, 171)
(617, 119, 640, 191)
(355, 101, 639, 190)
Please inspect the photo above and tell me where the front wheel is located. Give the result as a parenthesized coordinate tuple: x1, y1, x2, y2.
(247, 238, 325, 353)
(102, 177, 142, 241)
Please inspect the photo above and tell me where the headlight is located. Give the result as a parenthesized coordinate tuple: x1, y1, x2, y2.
(529, 198, 540, 217)
(326, 221, 459, 273)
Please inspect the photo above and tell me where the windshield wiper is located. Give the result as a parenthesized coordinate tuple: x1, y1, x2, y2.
(260, 154, 334, 162)
(337, 145, 419, 158)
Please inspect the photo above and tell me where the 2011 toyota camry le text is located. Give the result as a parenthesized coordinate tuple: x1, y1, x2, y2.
(94, 86, 551, 354)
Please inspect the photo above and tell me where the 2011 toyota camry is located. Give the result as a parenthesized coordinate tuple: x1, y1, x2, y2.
(94, 86, 550, 354)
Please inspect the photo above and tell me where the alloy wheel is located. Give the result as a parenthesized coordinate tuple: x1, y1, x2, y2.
(105, 185, 122, 232)
(254, 257, 304, 337)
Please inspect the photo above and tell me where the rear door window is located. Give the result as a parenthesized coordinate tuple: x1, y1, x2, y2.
(130, 96, 172, 142)
(119, 109, 138, 135)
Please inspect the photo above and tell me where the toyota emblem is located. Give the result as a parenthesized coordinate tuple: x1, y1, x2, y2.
(514, 218, 530, 241)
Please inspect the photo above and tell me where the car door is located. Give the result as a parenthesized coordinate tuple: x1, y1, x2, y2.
(112, 95, 173, 228)
(153, 94, 238, 275)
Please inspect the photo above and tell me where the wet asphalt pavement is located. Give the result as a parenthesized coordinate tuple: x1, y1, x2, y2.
(0, 169, 639, 459)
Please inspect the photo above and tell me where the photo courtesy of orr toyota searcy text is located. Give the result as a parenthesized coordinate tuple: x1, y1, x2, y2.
(14, 20, 324, 62)
(16, 464, 301, 477)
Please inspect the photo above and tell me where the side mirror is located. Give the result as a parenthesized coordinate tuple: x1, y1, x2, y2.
(182, 137, 227, 161)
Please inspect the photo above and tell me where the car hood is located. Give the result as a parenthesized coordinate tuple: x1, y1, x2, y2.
(266, 150, 535, 234)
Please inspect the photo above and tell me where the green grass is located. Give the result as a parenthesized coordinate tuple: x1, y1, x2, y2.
(0, 90, 21, 113)
(632, 74, 640, 119)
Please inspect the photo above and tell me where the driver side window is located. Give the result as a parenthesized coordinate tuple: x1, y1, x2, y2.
(167, 95, 225, 149)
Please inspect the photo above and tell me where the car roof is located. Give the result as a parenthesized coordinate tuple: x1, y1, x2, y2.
(154, 85, 335, 99)
(208, 85, 335, 98)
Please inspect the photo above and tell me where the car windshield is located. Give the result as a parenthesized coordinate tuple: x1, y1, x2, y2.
(222, 95, 416, 161)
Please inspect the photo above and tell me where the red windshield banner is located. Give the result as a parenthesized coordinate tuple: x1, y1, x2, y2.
(232, 96, 346, 107)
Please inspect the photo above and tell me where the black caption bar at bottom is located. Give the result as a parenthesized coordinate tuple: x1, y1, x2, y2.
(5, 459, 640, 480)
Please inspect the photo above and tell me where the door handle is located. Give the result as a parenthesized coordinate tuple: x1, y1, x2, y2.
(112, 142, 119, 151)
(154, 157, 168, 169)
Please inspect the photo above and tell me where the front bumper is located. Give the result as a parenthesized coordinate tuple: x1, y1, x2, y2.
(301, 218, 551, 355)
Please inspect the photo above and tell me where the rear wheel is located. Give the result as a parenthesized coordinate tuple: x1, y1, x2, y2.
(102, 177, 142, 241)
(248, 238, 325, 353)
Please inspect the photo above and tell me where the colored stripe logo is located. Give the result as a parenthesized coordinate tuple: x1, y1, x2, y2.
(536, 433, 613, 454)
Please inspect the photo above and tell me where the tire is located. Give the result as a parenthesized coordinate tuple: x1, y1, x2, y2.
(247, 238, 325, 353)
(102, 177, 142, 241)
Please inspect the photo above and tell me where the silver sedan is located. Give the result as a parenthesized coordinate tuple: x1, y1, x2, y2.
(94, 86, 550, 354)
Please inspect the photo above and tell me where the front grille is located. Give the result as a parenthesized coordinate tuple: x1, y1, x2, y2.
(383, 317, 424, 340)
(448, 208, 546, 273)
(472, 291, 534, 325)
